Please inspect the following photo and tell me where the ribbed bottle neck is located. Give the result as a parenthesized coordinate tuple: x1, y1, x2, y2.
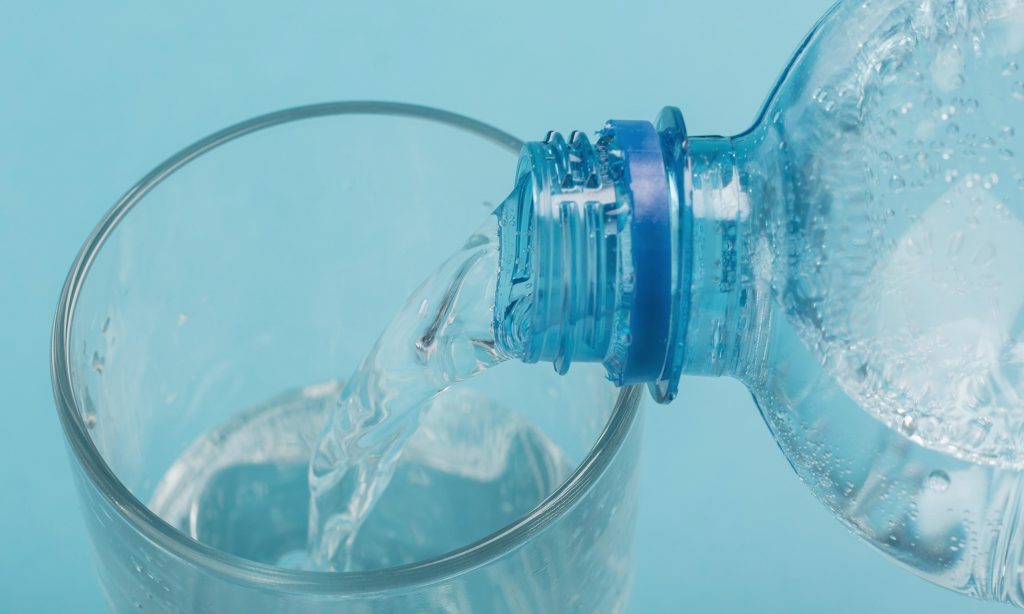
(493, 129, 629, 375)
(493, 108, 762, 403)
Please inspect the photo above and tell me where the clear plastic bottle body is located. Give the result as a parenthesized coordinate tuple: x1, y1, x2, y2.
(746, 0, 1024, 467)
(737, 0, 1024, 601)
(495, 0, 1024, 603)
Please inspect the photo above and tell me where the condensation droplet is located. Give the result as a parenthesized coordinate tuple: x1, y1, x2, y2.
(1013, 81, 1024, 101)
(890, 175, 906, 190)
(927, 470, 951, 493)
(964, 418, 992, 447)
(1004, 61, 1020, 77)
(901, 414, 917, 436)
(176, 313, 189, 326)
(83, 411, 97, 429)
(91, 351, 105, 373)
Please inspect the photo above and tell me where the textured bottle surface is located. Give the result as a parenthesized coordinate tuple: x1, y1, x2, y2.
(750, 0, 1024, 468)
(733, 0, 1024, 601)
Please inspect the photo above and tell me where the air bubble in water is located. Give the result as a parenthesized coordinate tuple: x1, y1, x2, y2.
(926, 470, 951, 493)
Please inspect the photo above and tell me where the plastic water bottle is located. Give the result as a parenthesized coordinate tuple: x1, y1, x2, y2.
(492, 0, 1024, 604)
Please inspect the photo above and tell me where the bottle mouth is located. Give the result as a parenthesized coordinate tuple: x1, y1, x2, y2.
(494, 109, 689, 401)
(493, 130, 624, 373)
(50, 101, 644, 594)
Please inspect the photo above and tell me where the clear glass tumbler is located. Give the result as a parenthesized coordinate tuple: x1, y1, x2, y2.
(51, 102, 644, 613)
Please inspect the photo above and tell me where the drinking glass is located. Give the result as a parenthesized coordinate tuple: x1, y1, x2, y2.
(51, 102, 645, 613)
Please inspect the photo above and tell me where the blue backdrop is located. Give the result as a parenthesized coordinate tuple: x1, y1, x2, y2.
(0, 1, 1012, 611)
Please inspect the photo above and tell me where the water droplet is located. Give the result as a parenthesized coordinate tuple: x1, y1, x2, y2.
(901, 415, 917, 436)
(926, 470, 951, 493)
(973, 242, 997, 266)
(176, 313, 189, 326)
(83, 411, 97, 429)
(1013, 82, 1024, 101)
(889, 175, 906, 190)
(91, 351, 105, 373)
(1004, 61, 1020, 77)
(964, 418, 992, 446)
(101, 317, 111, 333)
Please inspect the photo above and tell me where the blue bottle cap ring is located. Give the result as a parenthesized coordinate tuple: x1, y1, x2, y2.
(604, 120, 673, 385)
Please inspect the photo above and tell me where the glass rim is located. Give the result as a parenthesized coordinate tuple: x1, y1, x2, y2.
(50, 100, 644, 596)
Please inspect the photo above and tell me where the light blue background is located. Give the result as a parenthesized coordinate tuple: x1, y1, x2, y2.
(0, 1, 1013, 612)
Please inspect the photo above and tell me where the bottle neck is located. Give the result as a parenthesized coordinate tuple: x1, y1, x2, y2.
(679, 135, 756, 381)
(493, 108, 762, 403)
